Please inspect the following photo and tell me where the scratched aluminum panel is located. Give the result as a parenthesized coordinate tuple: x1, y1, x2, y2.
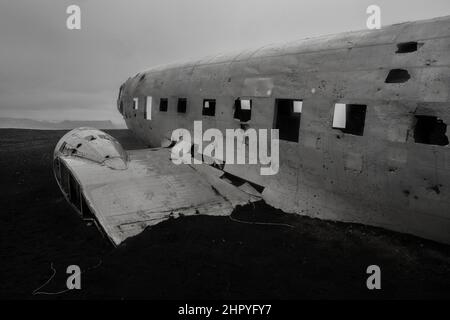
(62, 148, 257, 245)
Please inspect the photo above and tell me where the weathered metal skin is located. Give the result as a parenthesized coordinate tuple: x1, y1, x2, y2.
(118, 16, 450, 244)
(54, 128, 128, 170)
(52, 128, 129, 228)
(53, 128, 260, 245)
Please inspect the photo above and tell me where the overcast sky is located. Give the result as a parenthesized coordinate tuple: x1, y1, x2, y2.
(0, 0, 449, 125)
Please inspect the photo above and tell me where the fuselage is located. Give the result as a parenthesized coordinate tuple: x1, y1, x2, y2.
(117, 16, 450, 243)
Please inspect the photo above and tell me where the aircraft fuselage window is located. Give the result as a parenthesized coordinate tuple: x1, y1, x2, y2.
(160, 98, 168, 112)
(275, 99, 302, 142)
(332, 103, 367, 136)
(234, 99, 252, 122)
(146, 96, 152, 120)
(413, 115, 449, 146)
(202, 99, 216, 116)
(178, 98, 187, 113)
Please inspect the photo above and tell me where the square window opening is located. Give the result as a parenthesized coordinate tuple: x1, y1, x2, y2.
(202, 99, 216, 116)
(332, 103, 367, 136)
(177, 98, 187, 113)
(274, 99, 302, 142)
(413, 115, 449, 146)
(160, 98, 168, 112)
(233, 99, 252, 122)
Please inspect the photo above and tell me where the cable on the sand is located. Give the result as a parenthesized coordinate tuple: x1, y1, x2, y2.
(229, 215, 295, 229)
(32, 259, 102, 296)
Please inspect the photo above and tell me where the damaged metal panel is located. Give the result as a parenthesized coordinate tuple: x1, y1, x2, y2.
(108, 16, 450, 244)
(54, 129, 260, 245)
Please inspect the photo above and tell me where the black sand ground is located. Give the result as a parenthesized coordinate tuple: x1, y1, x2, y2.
(0, 129, 449, 299)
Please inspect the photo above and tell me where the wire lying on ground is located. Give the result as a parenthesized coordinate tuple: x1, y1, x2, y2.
(32, 259, 102, 296)
(229, 214, 295, 229)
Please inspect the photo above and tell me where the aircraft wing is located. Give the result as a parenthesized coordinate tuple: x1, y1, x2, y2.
(54, 129, 260, 246)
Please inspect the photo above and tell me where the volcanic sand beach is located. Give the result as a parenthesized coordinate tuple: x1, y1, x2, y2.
(0, 129, 449, 299)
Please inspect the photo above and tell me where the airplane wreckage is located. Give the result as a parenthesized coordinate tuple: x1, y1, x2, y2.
(54, 16, 450, 246)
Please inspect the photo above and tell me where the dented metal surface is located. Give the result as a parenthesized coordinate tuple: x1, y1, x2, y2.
(54, 129, 259, 245)
(56, 16, 450, 245)
(55, 128, 128, 170)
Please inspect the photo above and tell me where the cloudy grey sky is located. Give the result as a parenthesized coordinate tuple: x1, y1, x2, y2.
(1, 0, 449, 126)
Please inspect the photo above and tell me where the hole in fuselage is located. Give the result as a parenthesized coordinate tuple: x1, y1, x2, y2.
(385, 69, 411, 83)
(396, 42, 419, 53)
(413, 115, 449, 146)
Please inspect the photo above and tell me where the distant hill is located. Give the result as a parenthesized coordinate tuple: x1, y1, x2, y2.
(0, 118, 125, 130)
